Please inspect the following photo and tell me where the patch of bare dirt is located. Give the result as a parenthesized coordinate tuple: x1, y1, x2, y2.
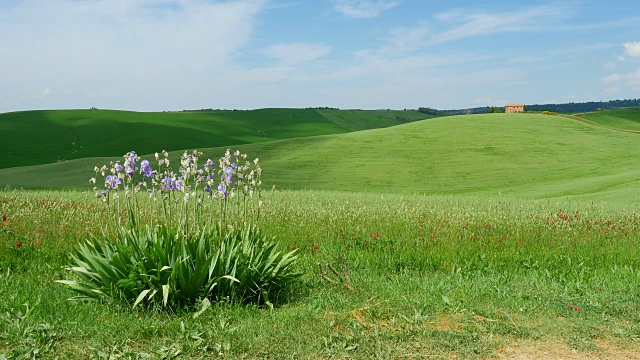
(426, 313, 465, 333)
(498, 339, 640, 360)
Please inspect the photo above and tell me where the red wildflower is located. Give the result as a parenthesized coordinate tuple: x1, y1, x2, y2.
(568, 305, 573, 310)
(16, 241, 21, 248)
(2, 214, 6, 221)
(575, 307, 581, 312)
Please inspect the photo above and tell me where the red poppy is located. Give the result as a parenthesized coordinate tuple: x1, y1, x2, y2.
(16, 241, 21, 248)
(2, 215, 6, 221)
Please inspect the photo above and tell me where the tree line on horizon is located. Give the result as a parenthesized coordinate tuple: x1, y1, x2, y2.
(438, 98, 640, 116)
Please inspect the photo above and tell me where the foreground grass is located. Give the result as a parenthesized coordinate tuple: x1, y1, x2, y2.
(1, 189, 639, 358)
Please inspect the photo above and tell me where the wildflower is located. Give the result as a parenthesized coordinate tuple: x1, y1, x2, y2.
(105, 175, 121, 189)
(217, 183, 227, 198)
(575, 307, 581, 312)
(204, 158, 215, 171)
(161, 176, 176, 191)
(140, 160, 153, 178)
(2, 214, 6, 221)
(568, 305, 573, 310)
(175, 178, 184, 191)
(16, 241, 21, 248)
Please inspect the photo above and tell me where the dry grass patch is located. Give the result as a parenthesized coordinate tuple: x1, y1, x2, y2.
(499, 339, 640, 360)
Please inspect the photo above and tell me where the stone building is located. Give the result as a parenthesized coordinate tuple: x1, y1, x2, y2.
(505, 104, 525, 113)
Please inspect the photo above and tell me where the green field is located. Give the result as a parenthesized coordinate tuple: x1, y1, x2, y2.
(0, 108, 429, 169)
(1, 108, 639, 358)
(576, 108, 640, 133)
(2, 112, 639, 203)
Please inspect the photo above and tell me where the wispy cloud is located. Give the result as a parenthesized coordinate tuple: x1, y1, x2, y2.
(429, 4, 572, 44)
(602, 67, 640, 88)
(263, 43, 332, 65)
(334, 0, 399, 19)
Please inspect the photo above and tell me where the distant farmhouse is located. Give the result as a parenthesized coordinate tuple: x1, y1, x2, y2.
(505, 104, 525, 113)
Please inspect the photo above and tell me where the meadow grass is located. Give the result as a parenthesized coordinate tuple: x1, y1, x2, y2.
(1, 109, 639, 358)
(0, 108, 424, 169)
(1, 189, 639, 358)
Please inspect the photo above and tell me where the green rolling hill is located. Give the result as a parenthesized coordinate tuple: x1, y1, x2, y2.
(0, 108, 430, 169)
(576, 108, 640, 133)
(2, 112, 638, 203)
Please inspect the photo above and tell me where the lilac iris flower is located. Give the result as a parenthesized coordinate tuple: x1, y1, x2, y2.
(204, 186, 212, 194)
(217, 183, 227, 198)
(223, 167, 233, 183)
(140, 160, 153, 178)
(162, 176, 176, 191)
(204, 159, 215, 171)
(126, 151, 137, 166)
(114, 164, 123, 173)
(105, 175, 121, 189)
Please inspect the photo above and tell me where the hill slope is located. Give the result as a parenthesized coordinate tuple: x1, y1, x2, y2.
(0, 108, 427, 169)
(2, 113, 638, 202)
(576, 108, 640, 132)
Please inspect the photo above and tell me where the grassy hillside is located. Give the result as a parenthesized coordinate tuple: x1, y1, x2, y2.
(2, 113, 638, 203)
(577, 108, 640, 132)
(318, 109, 433, 130)
(0, 108, 425, 169)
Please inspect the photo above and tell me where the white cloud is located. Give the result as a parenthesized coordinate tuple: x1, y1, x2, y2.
(0, 0, 265, 111)
(334, 0, 399, 19)
(624, 42, 640, 57)
(263, 43, 332, 65)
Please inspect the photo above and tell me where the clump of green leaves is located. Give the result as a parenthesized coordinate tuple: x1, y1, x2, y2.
(58, 149, 302, 308)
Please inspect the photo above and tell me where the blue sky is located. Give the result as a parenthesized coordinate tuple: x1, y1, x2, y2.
(1, 0, 639, 113)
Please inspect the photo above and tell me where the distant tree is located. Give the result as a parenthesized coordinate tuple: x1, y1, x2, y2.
(489, 106, 502, 113)
(418, 107, 443, 116)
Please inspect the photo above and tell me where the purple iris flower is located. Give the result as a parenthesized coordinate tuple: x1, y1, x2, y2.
(223, 167, 233, 183)
(126, 151, 137, 166)
(217, 183, 227, 198)
(204, 159, 215, 171)
(105, 175, 121, 189)
(161, 176, 176, 191)
(204, 186, 212, 194)
(140, 160, 153, 178)
(114, 164, 123, 173)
